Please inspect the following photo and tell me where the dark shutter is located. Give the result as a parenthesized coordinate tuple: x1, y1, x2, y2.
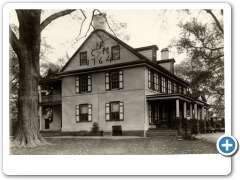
(76, 76, 79, 94)
(119, 70, 123, 89)
(76, 105, 80, 122)
(119, 102, 124, 120)
(88, 104, 92, 122)
(105, 72, 109, 91)
(88, 75, 92, 92)
(106, 103, 110, 121)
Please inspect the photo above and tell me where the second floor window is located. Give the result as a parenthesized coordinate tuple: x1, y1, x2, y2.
(168, 80, 172, 94)
(80, 52, 87, 66)
(106, 70, 123, 91)
(161, 77, 166, 93)
(173, 83, 177, 93)
(76, 75, 92, 94)
(179, 85, 182, 94)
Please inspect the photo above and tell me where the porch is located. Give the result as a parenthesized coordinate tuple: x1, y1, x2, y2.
(146, 93, 209, 135)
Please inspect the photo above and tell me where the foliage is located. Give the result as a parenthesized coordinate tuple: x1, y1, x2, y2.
(189, 118, 199, 134)
(91, 122, 99, 134)
(181, 118, 196, 140)
(173, 10, 224, 107)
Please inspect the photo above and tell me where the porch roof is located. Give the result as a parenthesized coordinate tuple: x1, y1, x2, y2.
(146, 93, 209, 106)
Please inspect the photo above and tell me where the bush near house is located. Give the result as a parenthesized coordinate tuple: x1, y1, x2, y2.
(199, 120, 207, 133)
(189, 118, 199, 134)
(174, 117, 182, 135)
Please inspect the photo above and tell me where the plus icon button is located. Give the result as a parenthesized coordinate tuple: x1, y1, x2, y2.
(217, 135, 238, 156)
(222, 139, 233, 151)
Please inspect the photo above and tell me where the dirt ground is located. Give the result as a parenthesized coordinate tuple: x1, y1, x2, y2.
(194, 132, 225, 143)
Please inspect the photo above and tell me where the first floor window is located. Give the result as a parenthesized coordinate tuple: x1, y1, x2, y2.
(106, 101, 124, 121)
(76, 104, 92, 122)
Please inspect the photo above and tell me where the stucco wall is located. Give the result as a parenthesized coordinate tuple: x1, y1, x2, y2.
(41, 105, 61, 131)
(61, 66, 146, 132)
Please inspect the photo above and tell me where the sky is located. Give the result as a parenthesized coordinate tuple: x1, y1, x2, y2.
(9, 9, 222, 65)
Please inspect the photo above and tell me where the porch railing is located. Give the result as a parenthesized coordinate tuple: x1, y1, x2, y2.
(41, 94, 61, 103)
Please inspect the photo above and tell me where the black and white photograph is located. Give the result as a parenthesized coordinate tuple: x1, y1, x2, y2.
(2, 2, 234, 176)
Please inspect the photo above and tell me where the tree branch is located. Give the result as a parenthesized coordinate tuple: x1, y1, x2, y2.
(40, 10, 77, 32)
(9, 25, 21, 53)
(205, 9, 224, 34)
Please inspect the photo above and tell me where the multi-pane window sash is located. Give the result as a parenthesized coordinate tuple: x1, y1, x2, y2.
(106, 102, 124, 121)
(154, 73, 159, 91)
(179, 85, 182, 94)
(80, 52, 87, 66)
(161, 77, 166, 93)
(105, 70, 123, 91)
(148, 71, 153, 90)
(168, 80, 172, 94)
(112, 45, 120, 60)
(76, 75, 92, 94)
(173, 83, 177, 93)
(76, 104, 92, 122)
(183, 87, 187, 94)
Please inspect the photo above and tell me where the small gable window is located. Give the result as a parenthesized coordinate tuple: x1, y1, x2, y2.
(112, 45, 120, 60)
(80, 52, 87, 66)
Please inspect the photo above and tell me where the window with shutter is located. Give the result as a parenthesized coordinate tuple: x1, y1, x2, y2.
(161, 77, 166, 93)
(106, 70, 123, 91)
(112, 45, 120, 60)
(76, 74, 92, 94)
(106, 102, 124, 121)
(76, 104, 92, 122)
(148, 70, 153, 89)
(154, 73, 159, 91)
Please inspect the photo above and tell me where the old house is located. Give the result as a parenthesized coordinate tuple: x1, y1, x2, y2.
(38, 13, 209, 136)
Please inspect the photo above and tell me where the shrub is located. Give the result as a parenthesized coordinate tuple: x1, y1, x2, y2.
(181, 118, 195, 140)
(189, 118, 199, 134)
(91, 122, 99, 134)
(174, 117, 182, 135)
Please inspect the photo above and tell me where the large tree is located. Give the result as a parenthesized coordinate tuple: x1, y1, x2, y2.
(173, 9, 224, 105)
(9, 9, 126, 148)
(9, 10, 83, 147)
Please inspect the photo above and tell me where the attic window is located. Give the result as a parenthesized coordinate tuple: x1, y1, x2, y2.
(80, 52, 87, 66)
(112, 45, 120, 60)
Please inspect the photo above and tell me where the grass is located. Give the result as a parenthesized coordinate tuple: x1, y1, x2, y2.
(10, 136, 218, 155)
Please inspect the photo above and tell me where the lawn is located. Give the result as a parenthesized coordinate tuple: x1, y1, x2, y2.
(10, 136, 218, 155)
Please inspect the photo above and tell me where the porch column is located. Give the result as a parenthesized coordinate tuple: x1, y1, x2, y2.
(194, 104, 197, 119)
(190, 104, 193, 119)
(38, 85, 42, 131)
(176, 99, 179, 118)
(206, 108, 209, 121)
(183, 102, 187, 118)
(197, 107, 201, 120)
(201, 106, 204, 120)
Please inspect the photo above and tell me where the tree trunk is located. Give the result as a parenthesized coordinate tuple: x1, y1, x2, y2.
(11, 10, 50, 148)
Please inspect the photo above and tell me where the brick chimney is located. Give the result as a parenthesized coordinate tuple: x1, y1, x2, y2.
(93, 13, 106, 30)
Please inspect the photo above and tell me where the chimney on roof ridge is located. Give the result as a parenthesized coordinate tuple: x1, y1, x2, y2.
(93, 13, 106, 31)
(161, 48, 169, 60)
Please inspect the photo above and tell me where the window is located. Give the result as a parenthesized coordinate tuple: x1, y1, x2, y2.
(173, 83, 177, 93)
(76, 75, 92, 93)
(179, 85, 182, 94)
(76, 104, 92, 122)
(106, 70, 123, 90)
(80, 52, 87, 66)
(112, 45, 120, 60)
(161, 77, 166, 93)
(183, 87, 187, 94)
(168, 80, 172, 94)
(106, 102, 124, 121)
(154, 73, 159, 91)
(148, 71, 154, 89)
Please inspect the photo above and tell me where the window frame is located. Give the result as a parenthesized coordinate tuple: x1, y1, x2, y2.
(76, 104, 92, 123)
(106, 101, 124, 121)
(161, 76, 166, 93)
(105, 70, 123, 91)
(111, 45, 120, 60)
(80, 51, 88, 66)
(76, 74, 92, 94)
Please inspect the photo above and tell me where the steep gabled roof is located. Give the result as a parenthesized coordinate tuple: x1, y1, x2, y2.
(60, 29, 146, 72)
(59, 29, 189, 86)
